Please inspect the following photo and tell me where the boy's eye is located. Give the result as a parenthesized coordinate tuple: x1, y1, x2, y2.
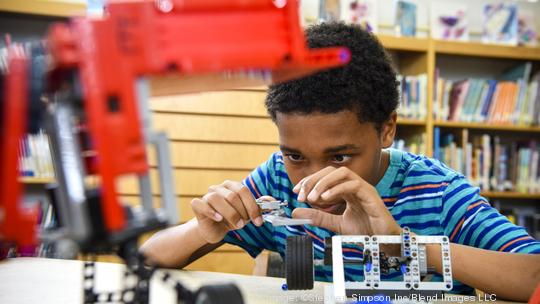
(286, 154, 304, 162)
(332, 154, 351, 164)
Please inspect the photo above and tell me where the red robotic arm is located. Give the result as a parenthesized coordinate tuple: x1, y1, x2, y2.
(1, 0, 349, 257)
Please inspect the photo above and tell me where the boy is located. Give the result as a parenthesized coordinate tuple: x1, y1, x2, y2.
(141, 23, 540, 301)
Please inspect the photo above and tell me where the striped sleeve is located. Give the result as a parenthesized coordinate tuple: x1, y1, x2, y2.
(222, 153, 278, 257)
(441, 175, 540, 254)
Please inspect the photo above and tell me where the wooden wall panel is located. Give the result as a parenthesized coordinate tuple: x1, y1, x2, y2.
(120, 195, 196, 223)
(131, 90, 277, 275)
(150, 91, 268, 117)
(116, 168, 251, 196)
(152, 113, 278, 144)
(147, 142, 278, 170)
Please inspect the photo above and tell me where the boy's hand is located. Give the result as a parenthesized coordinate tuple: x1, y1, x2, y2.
(191, 180, 264, 244)
(292, 166, 401, 236)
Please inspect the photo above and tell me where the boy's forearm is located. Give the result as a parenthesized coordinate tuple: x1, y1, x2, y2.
(427, 242, 540, 301)
(140, 218, 213, 268)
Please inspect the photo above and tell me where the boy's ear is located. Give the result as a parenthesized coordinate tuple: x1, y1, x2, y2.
(380, 112, 397, 148)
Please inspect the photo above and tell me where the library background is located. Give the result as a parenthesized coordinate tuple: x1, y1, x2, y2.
(1, 0, 540, 275)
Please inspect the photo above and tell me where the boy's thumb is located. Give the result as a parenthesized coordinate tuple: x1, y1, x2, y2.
(292, 208, 341, 234)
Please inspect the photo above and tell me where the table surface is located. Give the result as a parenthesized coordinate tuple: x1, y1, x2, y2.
(0, 257, 523, 304)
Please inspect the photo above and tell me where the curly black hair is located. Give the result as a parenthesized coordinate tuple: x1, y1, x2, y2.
(265, 22, 399, 132)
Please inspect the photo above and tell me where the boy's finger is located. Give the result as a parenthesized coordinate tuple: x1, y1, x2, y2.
(191, 198, 223, 222)
(256, 195, 277, 202)
(240, 193, 264, 225)
(307, 167, 353, 203)
(213, 186, 249, 221)
(204, 192, 244, 229)
(293, 177, 307, 193)
(298, 166, 336, 202)
(226, 183, 263, 225)
(321, 179, 383, 217)
(292, 208, 342, 234)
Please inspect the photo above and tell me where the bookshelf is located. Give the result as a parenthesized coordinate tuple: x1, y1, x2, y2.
(481, 192, 540, 200)
(384, 36, 540, 241)
(433, 121, 540, 133)
(433, 39, 540, 61)
(378, 35, 429, 52)
(397, 119, 426, 126)
(19, 177, 55, 184)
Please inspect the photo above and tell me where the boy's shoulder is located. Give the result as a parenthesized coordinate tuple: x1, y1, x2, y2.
(390, 148, 460, 183)
(381, 149, 468, 202)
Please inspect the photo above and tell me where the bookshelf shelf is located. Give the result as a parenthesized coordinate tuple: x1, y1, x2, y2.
(378, 35, 429, 52)
(19, 177, 55, 184)
(397, 119, 426, 126)
(433, 121, 540, 133)
(433, 39, 540, 61)
(0, 0, 86, 17)
(481, 192, 540, 200)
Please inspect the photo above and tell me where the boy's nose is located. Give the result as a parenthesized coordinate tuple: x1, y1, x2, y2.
(303, 163, 335, 178)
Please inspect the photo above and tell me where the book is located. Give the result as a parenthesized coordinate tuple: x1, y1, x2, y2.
(442, 80, 453, 120)
(520, 81, 536, 125)
(448, 80, 470, 121)
(320, 0, 340, 22)
(17, 130, 55, 178)
(433, 70, 540, 126)
(518, 10, 538, 46)
(530, 148, 539, 193)
(461, 128, 470, 179)
(473, 81, 489, 122)
(479, 80, 498, 122)
(462, 79, 484, 122)
(340, 0, 378, 33)
(434, 131, 538, 194)
(392, 134, 426, 155)
(397, 73, 427, 119)
(501, 82, 519, 123)
(300, 0, 322, 26)
(500, 62, 532, 83)
(395, 0, 416, 37)
(430, 1, 468, 41)
(531, 71, 540, 125)
(481, 134, 491, 191)
(433, 127, 440, 160)
(503, 62, 533, 124)
(491, 136, 501, 191)
(482, 2, 518, 45)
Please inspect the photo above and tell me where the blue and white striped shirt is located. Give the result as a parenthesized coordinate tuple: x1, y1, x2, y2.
(223, 149, 540, 294)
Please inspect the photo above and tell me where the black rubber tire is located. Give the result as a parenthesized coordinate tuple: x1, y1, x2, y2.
(324, 237, 333, 266)
(194, 283, 244, 304)
(285, 235, 314, 290)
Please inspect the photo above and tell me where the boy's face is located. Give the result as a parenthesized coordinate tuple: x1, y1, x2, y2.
(275, 110, 396, 214)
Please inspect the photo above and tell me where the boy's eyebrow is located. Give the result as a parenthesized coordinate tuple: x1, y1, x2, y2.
(323, 144, 360, 154)
(279, 146, 302, 154)
(279, 144, 360, 154)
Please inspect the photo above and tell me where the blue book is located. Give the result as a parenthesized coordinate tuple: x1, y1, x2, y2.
(480, 80, 497, 121)
(396, 1, 417, 37)
(434, 127, 441, 160)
